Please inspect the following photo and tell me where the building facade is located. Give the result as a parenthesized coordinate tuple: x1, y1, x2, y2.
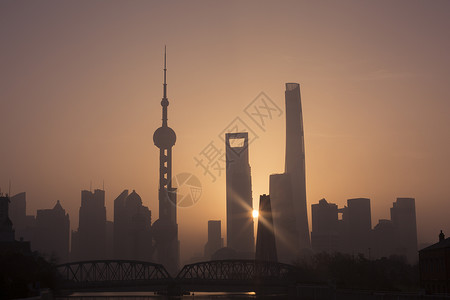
(255, 194, 277, 262)
(391, 198, 418, 263)
(270, 173, 299, 263)
(0, 194, 31, 254)
(419, 231, 450, 295)
(311, 198, 339, 253)
(343, 198, 372, 256)
(33, 200, 70, 263)
(284, 83, 310, 251)
(113, 189, 153, 261)
(9, 192, 35, 242)
(71, 189, 106, 261)
(204, 220, 223, 260)
(0, 195, 15, 242)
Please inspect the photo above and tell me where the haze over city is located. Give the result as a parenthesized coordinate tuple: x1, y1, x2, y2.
(1, 0, 449, 264)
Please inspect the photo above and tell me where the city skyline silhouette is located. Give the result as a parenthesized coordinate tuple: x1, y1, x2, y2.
(1, 1, 450, 265)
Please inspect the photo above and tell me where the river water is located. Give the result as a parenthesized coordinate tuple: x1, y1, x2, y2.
(55, 292, 286, 299)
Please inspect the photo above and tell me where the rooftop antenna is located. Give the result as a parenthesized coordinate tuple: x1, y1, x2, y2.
(102, 180, 105, 191)
(8, 179, 11, 197)
(90, 180, 92, 192)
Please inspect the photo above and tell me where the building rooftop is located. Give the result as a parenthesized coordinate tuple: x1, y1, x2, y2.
(420, 237, 450, 252)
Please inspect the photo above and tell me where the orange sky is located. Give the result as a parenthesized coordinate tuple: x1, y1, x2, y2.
(1, 1, 449, 263)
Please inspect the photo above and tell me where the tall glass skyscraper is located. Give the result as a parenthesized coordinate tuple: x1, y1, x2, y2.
(225, 132, 255, 257)
(270, 83, 310, 263)
(284, 83, 310, 250)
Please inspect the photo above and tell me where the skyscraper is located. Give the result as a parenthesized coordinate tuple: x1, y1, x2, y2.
(33, 200, 70, 263)
(152, 48, 180, 275)
(0, 194, 14, 242)
(255, 194, 277, 262)
(0, 194, 31, 254)
(372, 219, 396, 259)
(342, 198, 372, 255)
(204, 220, 223, 260)
(9, 192, 35, 242)
(270, 83, 310, 263)
(113, 190, 128, 258)
(284, 83, 310, 250)
(269, 173, 299, 263)
(311, 198, 339, 253)
(8, 192, 26, 232)
(71, 189, 106, 261)
(390, 197, 418, 263)
(113, 189, 153, 261)
(226, 132, 254, 257)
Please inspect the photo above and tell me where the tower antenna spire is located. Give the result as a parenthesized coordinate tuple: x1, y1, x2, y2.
(163, 45, 167, 100)
(161, 46, 169, 127)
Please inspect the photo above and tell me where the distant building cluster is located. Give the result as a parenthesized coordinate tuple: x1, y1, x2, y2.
(311, 197, 418, 263)
(6, 189, 156, 264)
(200, 83, 421, 267)
(5, 192, 67, 260)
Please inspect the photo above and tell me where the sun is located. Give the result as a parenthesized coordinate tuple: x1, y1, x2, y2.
(252, 210, 259, 218)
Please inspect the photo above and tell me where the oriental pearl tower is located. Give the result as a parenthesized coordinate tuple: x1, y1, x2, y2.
(152, 47, 179, 275)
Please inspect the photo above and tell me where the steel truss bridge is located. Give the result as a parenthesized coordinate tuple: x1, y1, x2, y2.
(56, 259, 299, 294)
(56, 260, 171, 292)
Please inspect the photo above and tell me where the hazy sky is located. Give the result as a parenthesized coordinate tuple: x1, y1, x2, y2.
(1, 0, 449, 263)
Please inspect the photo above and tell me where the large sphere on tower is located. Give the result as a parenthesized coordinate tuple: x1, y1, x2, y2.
(153, 126, 176, 149)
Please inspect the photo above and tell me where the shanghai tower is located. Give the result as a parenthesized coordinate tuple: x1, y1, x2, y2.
(270, 83, 310, 262)
(284, 83, 310, 250)
(152, 47, 180, 275)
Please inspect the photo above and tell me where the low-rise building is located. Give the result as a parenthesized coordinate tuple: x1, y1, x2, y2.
(419, 230, 450, 294)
